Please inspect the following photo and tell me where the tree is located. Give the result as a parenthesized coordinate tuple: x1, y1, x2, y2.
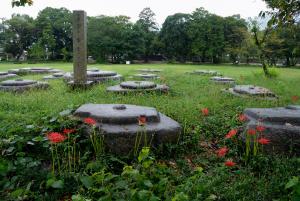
(88, 15, 135, 63)
(187, 8, 209, 62)
(189, 8, 225, 63)
(276, 24, 300, 66)
(4, 14, 36, 59)
(223, 15, 248, 63)
(250, 20, 272, 76)
(0, 19, 5, 48)
(258, 0, 300, 69)
(261, 0, 300, 25)
(136, 7, 159, 62)
(35, 7, 72, 60)
(264, 29, 284, 66)
(125, 23, 146, 61)
(160, 13, 191, 62)
(240, 30, 259, 64)
(12, 0, 33, 7)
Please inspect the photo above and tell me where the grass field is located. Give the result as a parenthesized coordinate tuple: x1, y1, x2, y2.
(1, 63, 300, 135)
(0, 63, 300, 200)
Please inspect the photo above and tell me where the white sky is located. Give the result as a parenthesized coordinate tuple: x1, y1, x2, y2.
(1, 0, 267, 25)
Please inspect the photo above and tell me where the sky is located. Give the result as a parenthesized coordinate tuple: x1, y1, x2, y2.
(1, 0, 267, 25)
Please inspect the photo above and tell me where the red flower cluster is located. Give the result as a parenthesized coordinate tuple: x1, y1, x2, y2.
(218, 113, 271, 168)
(47, 132, 66, 144)
(201, 108, 209, 116)
(258, 138, 270, 145)
(256, 125, 266, 132)
(247, 129, 256, 135)
(63, 128, 76, 135)
(84, 117, 97, 126)
(138, 115, 147, 126)
(225, 129, 238, 139)
(238, 114, 248, 122)
(224, 160, 236, 167)
(216, 147, 228, 157)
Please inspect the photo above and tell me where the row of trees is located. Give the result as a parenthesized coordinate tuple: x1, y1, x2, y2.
(0, 6, 299, 65)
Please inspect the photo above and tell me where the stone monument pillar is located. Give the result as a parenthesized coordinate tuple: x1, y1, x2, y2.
(71, 10, 91, 88)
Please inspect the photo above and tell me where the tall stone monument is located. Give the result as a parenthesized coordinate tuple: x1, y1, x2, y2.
(71, 10, 92, 88)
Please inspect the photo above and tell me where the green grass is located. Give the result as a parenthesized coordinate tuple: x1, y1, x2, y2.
(0, 63, 299, 200)
(0, 63, 299, 135)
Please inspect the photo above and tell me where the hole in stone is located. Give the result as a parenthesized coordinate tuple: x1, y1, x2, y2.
(113, 105, 127, 110)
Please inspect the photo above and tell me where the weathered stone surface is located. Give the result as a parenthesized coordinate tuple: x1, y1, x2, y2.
(190, 70, 221, 76)
(88, 71, 117, 77)
(133, 73, 159, 80)
(64, 70, 122, 83)
(0, 79, 49, 92)
(242, 105, 300, 155)
(88, 56, 96, 64)
(48, 69, 63, 73)
(211, 76, 235, 84)
(8, 68, 30, 74)
(73, 10, 88, 86)
(43, 73, 65, 80)
(67, 80, 94, 89)
(137, 69, 163, 73)
(73, 104, 181, 154)
(7, 67, 62, 75)
(0, 72, 18, 80)
(107, 81, 169, 93)
(87, 67, 100, 72)
(120, 81, 157, 89)
(223, 85, 277, 100)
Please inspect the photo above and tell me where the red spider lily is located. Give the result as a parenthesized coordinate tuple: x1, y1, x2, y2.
(84, 117, 97, 126)
(256, 125, 266, 132)
(258, 138, 270, 145)
(292, 95, 299, 102)
(138, 115, 147, 126)
(225, 129, 238, 139)
(47, 132, 66, 144)
(238, 114, 248, 122)
(63, 128, 76, 135)
(216, 147, 229, 157)
(224, 160, 236, 167)
(247, 129, 256, 135)
(201, 108, 209, 116)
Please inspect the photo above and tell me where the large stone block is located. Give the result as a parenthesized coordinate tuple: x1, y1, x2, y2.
(43, 73, 65, 80)
(211, 76, 235, 84)
(242, 105, 300, 155)
(133, 73, 160, 80)
(137, 69, 163, 73)
(188, 70, 221, 76)
(107, 81, 169, 93)
(8, 67, 62, 75)
(63, 70, 122, 83)
(223, 85, 277, 100)
(0, 79, 49, 92)
(73, 104, 181, 154)
(0, 72, 18, 80)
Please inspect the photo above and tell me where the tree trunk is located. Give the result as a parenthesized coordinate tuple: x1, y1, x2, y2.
(260, 55, 270, 76)
(286, 56, 290, 67)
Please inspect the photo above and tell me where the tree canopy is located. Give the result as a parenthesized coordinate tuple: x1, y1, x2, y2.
(261, 0, 300, 25)
(2, 6, 299, 66)
(12, 0, 33, 7)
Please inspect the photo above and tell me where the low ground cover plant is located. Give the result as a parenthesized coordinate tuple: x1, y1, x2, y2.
(0, 63, 299, 200)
